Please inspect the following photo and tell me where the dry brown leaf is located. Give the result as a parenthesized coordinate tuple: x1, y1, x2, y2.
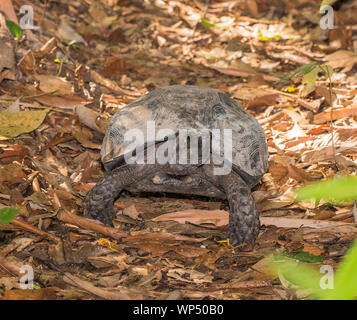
(0, 0, 18, 23)
(100, 56, 125, 78)
(247, 93, 280, 108)
(35, 95, 89, 110)
(325, 50, 357, 73)
(2, 288, 58, 300)
(122, 205, 140, 220)
(260, 217, 356, 230)
(329, 27, 352, 50)
(315, 85, 337, 105)
(287, 164, 314, 182)
(87, 254, 129, 270)
(302, 243, 324, 256)
(57, 17, 87, 45)
(75, 105, 106, 134)
(0, 144, 29, 164)
(314, 106, 357, 124)
(34, 37, 57, 59)
(18, 50, 37, 77)
(246, 0, 259, 17)
(63, 273, 142, 299)
(167, 268, 213, 284)
(152, 209, 228, 227)
(0, 163, 26, 184)
(0, 12, 16, 81)
(72, 128, 101, 149)
(210, 66, 279, 81)
(126, 232, 207, 243)
(269, 163, 288, 183)
(35, 75, 73, 95)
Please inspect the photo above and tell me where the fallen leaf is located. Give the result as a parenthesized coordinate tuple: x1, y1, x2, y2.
(210, 66, 279, 81)
(0, 0, 18, 23)
(72, 128, 101, 149)
(0, 144, 29, 164)
(152, 209, 228, 227)
(57, 17, 87, 45)
(167, 268, 213, 284)
(35, 75, 73, 95)
(325, 50, 357, 73)
(35, 95, 89, 110)
(314, 106, 357, 124)
(2, 288, 58, 300)
(0, 163, 26, 184)
(122, 205, 140, 220)
(287, 164, 314, 182)
(247, 93, 280, 108)
(99, 56, 125, 78)
(0, 12, 16, 80)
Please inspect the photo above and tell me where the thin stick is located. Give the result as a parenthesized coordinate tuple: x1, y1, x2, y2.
(319, 64, 337, 167)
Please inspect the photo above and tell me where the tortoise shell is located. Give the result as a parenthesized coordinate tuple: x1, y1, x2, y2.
(101, 85, 268, 186)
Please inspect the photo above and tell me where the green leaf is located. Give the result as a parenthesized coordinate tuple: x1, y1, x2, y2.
(267, 254, 325, 299)
(0, 207, 18, 224)
(302, 66, 319, 96)
(303, 67, 319, 85)
(200, 18, 216, 28)
(266, 241, 357, 300)
(319, 64, 333, 78)
(325, 241, 357, 299)
(296, 175, 357, 203)
(280, 62, 319, 81)
(293, 249, 323, 263)
(6, 20, 23, 38)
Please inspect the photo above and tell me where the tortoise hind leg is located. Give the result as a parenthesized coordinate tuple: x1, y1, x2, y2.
(200, 164, 260, 248)
(84, 164, 157, 225)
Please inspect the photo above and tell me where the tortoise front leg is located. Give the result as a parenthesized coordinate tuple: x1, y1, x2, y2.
(200, 165, 260, 248)
(84, 164, 157, 225)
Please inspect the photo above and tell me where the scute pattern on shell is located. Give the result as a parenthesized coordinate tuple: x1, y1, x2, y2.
(101, 85, 268, 182)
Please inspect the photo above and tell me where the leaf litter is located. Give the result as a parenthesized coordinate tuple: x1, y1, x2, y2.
(0, 0, 356, 300)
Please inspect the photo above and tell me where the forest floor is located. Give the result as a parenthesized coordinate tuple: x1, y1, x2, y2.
(0, 0, 357, 300)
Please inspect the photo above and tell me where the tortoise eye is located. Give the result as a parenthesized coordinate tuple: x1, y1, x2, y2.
(212, 104, 226, 117)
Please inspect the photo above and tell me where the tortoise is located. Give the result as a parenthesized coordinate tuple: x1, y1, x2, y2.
(84, 85, 268, 247)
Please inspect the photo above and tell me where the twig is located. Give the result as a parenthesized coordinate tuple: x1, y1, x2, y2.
(11, 217, 60, 243)
(318, 64, 337, 167)
(57, 210, 128, 240)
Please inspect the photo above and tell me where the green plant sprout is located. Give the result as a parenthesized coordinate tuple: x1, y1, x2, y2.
(265, 174, 357, 299)
(54, 57, 69, 76)
(269, 57, 356, 298)
(266, 239, 357, 300)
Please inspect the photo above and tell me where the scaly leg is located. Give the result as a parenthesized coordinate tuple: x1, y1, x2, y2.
(200, 164, 260, 248)
(84, 164, 157, 225)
